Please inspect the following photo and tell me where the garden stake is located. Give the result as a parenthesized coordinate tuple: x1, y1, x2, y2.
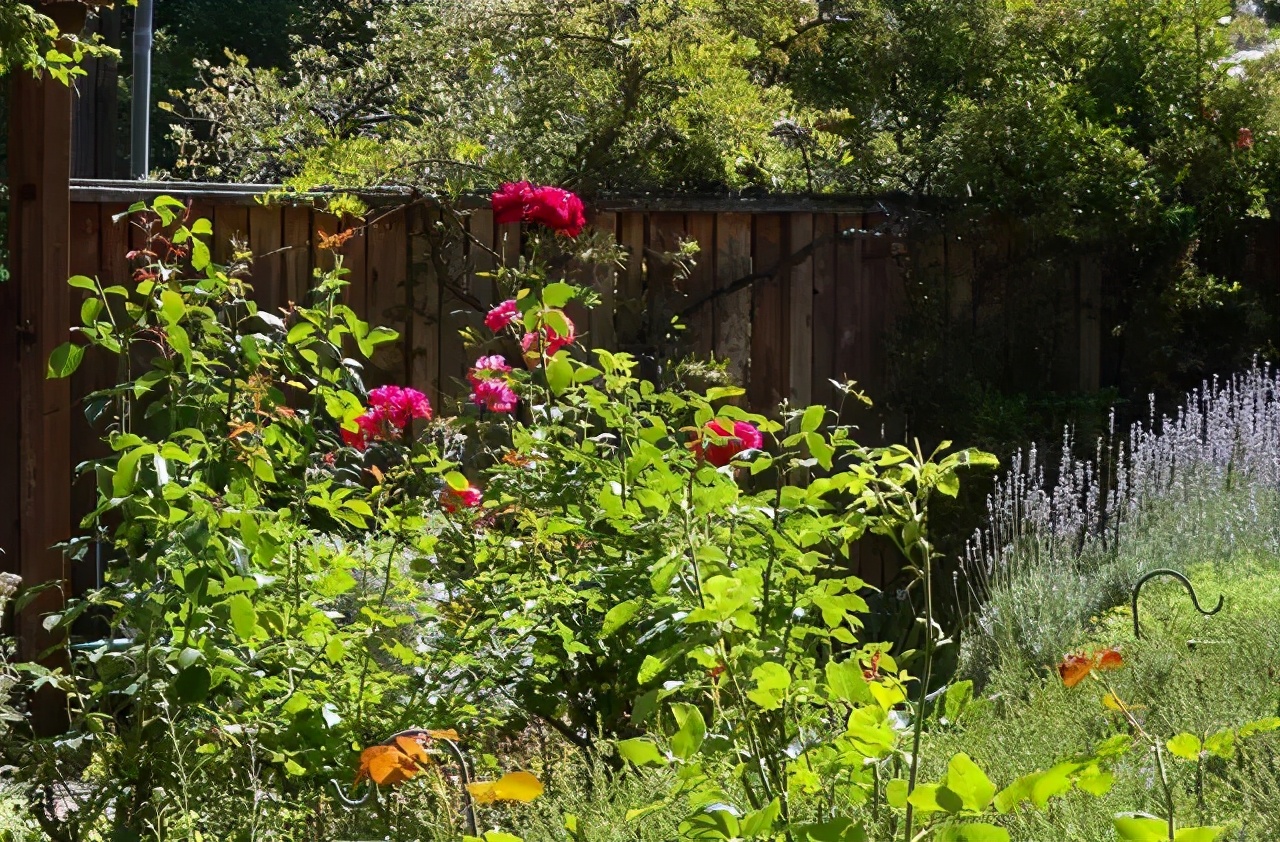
(1131, 569, 1223, 640)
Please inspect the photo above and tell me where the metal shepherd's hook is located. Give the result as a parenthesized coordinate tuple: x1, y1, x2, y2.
(1131, 569, 1224, 640)
(328, 732, 477, 836)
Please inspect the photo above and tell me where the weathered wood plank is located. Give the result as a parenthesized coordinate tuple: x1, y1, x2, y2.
(834, 213, 864, 413)
(213, 204, 250, 266)
(647, 212, 686, 356)
(435, 210, 470, 401)
(750, 214, 786, 410)
(616, 213, 647, 350)
(406, 206, 441, 404)
(810, 214, 837, 409)
(367, 208, 410, 386)
(247, 205, 284, 313)
(683, 212, 715, 358)
(281, 206, 312, 306)
(714, 213, 752, 389)
(788, 214, 814, 409)
(585, 211, 617, 352)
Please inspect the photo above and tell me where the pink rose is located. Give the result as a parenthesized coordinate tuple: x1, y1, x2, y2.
(368, 385, 432, 428)
(471, 377, 519, 413)
(485, 300, 520, 332)
(441, 484, 483, 513)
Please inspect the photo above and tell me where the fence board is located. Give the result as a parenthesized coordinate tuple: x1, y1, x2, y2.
(436, 211, 470, 402)
(282, 207, 312, 306)
(788, 214, 814, 409)
(617, 213, 647, 351)
(811, 214, 837, 409)
(368, 209, 410, 387)
(586, 211, 617, 351)
(213, 205, 249, 266)
(750, 214, 786, 410)
(834, 213, 863, 396)
(684, 213, 715, 357)
(248, 206, 284, 312)
(715, 213, 752, 388)
(407, 208, 436, 403)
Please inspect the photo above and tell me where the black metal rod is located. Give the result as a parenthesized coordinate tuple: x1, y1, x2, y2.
(1132, 569, 1224, 640)
(130, 0, 154, 179)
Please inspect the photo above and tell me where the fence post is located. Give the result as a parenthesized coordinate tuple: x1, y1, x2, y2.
(2, 0, 89, 735)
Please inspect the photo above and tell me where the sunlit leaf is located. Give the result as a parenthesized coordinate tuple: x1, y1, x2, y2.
(1166, 733, 1202, 761)
(934, 824, 1010, 842)
(394, 735, 432, 766)
(466, 770, 544, 804)
(1114, 815, 1170, 842)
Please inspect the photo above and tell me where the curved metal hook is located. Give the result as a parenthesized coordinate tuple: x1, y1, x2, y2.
(328, 731, 476, 836)
(1131, 568, 1224, 640)
(330, 777, 374, 807)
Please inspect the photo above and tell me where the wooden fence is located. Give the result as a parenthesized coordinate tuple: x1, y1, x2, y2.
(57, 181, 941, 591)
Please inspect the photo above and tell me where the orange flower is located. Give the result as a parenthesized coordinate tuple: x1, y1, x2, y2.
(1058, 652, 1093, 688)
(1095, 647, 1124, 671)
(1059, 647, 1124, 687)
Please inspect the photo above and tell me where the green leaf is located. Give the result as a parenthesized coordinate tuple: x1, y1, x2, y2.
(794, 818, 866, 842)
(601, 599, 640, 638)
(113, 447, 147, 497)
(1174, 828, 1225, 842)
(944, 680, 974, 724)
(190, 218, 213, 236)
(800, 404, 825, 433)
(160, 289, 185, 325)
(637, 655, 665, 685)
(542, 282, 576, 308)
(47, 342, 84, 379)
(173, 666, 211, 704)
(616, 738, 666, 767)
(1203, 729, 1235, 759)
(669, 703, 706, 760)
(445, 471, 470, 491)
(945, 753, 996, 811)
(741, 799, 781, 839)
(885, 779, 909, 809)
(906, 784, 952, 815)
(746, 662, 791, 710)
(191, 238, 211, 271)
(1240, 716, 1280, 737)
(824, 659, 870, 704)
(67, 274, 97, 291)
(934, 825, 1010, 842)
(1114, 815, 1170, 842)
(546, 354, 572, 395)
(227, 594, 257, 640)
(1166, 733, 1202, 761)
(324, 636, 345, 664)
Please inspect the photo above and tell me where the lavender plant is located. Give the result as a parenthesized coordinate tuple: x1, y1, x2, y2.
(962, 364, 1280, 676)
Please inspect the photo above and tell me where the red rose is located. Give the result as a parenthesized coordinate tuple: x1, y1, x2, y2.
(492, 182, 534, 225)
(699, 420, 763, 468)
(526, 186, 587, 238)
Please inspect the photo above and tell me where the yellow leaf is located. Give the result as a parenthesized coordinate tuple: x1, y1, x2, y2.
(1102, 693, 1145, 713)
(467, 770, 544, 804)
(427, 728, 462, 741)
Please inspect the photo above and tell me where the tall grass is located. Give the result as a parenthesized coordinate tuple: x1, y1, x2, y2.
(960, 364, 1280, 679)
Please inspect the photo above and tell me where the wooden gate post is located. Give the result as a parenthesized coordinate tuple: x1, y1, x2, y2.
(2, 1, 89, 735)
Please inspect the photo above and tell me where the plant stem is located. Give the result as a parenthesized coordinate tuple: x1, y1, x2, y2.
(903, 548, 933, 842)
(1155, 743, 1175, 841)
